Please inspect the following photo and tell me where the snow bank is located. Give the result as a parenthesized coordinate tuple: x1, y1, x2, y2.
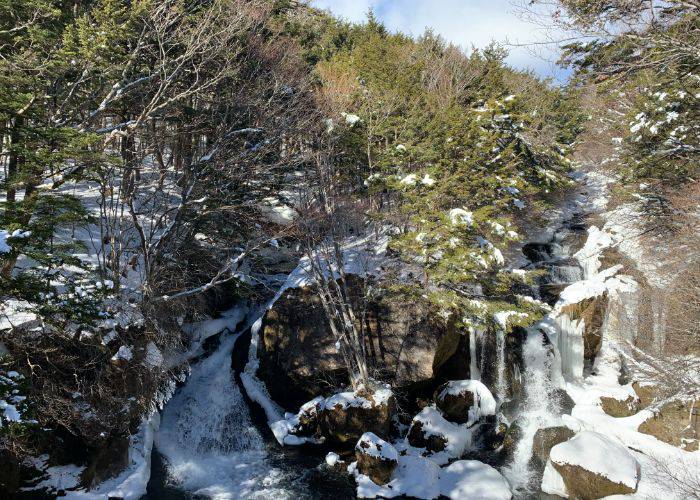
(439, 460, 512, 500)
(350, 455, 512, 499)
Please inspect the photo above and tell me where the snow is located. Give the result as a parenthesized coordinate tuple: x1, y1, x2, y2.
(0, 228, 30, 254)
(0, 299, 39, 331)
(421, 174, 435, 186)
(111, 345, 133, 362)
(351, 455, 512, 500)
(325, 452, 341, 467)
(342, 112, 361, 125)
(439, 460, 512, 500)
(437, 380, 496, 425)
(400, 173, 417, 186)
(0, 399, 21, 421)
(493, 310, 528, 330)
(356, 432, 398, 461)
(448, 208, 473, 226)
(144, 342, 163, 368)
(549, 431, 640, 489)
(259, 197, 298, 226)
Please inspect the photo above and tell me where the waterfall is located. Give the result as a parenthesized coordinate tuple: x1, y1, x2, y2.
(502, 329, 562, 492)
(155, 312, 292, 499)
(470, 328, 481, 381)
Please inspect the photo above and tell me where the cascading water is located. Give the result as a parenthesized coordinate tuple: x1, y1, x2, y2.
(502, 329, 564, 493)
(154, 324, 293, 499)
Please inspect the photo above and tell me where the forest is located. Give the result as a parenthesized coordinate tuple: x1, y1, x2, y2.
(0, 1, 698, 499)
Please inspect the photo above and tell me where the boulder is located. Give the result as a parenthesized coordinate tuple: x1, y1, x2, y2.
(600, 395, 639, 418)
(560, 294, 608, 364)
(531, 426, 575, 467)
(257, 275, 468, 410)
(355, 432, 398, 485)
(406, 407, 470, 464)
(638, 398, 697, 450)
(545, 431, 640, 499)
(551, 388, 576, 415)
(288, 396, 324, 439)
(322, 385, 395, 444)
(631, 381, 657, 408)
(501, 420, 522, 461)
(434, 380, 497, 425)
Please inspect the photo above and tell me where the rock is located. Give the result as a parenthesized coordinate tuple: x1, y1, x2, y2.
(638, 398, 697, 450)
(546, 431, 640, 499)
(600, 395, 639, 418)
(80, 434, 130, 488)
(631, 381, 657, 408)
(355, 432, 398, 485)
(551, 388, 575, 415)
(288, 396, 324, 439)
(322, 385, 395, 444)
(406, 407, 470, 464)
(501, 420, 522, 461)
(531, 426, 575, 467)
(434, 380, 497, 425)
(257, 275, 467, 410)
(559, 294, 608, 364)
(473, 416, 508, 451)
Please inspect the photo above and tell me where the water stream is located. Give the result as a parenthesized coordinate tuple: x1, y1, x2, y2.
(145, 314, 354, 499)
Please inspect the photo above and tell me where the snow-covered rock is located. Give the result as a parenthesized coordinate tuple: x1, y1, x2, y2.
(355, 432, 398, 485)
(434, 380, 496, 425)
(438, 460, 512, 500)
(544, 431, 640, 498)
(406, 406, 471, 465)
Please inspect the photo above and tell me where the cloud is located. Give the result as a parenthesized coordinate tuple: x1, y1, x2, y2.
(310, 0, 568, 82)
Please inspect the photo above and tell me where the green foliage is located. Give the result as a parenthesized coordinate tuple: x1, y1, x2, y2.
(315, 18, 579, 329)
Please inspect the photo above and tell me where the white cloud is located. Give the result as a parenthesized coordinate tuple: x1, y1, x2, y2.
(311, 0, 568, 82)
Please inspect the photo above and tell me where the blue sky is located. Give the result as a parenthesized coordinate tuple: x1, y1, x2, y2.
(310, 0, 570, 83)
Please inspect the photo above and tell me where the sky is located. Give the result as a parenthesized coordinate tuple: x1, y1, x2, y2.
(310, 0, 571, 83)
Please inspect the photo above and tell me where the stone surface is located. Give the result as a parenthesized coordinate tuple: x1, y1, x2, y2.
(257, 275, 468, 410)
(549, 431, 640, 499)
(638, 398, 697, 450)
(322, 387, 396, 445)
(600, 395, 639, 418)
(531, 426, 575, 466)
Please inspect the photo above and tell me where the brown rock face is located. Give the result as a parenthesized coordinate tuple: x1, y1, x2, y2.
(531, 426, 575, 466)
(600, 395, 639, 418)
(406, 419, 447, 452)
(560, 294, 608, 364)
(553, 464, 637, 499)
(434, 382, 476, 424)
(638, 399, 698, 450)
(355, 433, 398, 485)
(257, 275, 468, 410)
(322, 388, 396, 444)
